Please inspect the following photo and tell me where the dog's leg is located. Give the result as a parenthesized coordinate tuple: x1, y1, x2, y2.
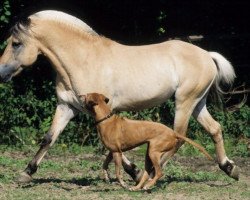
(102, 151, 113, 182)
(130, 147, 152, 191)
(113, 152, 127, 188)
(143, 151, 163, 190)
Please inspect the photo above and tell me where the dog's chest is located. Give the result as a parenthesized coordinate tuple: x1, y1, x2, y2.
(97, 128, 122, 151)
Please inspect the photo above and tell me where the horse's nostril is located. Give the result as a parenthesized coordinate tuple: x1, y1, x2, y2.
(4, 74, 11, 81)
(0, 73, 11, 82)
(0, 64, 17, 82)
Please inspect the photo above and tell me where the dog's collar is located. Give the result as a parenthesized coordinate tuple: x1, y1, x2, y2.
(95, 112, 114, 125)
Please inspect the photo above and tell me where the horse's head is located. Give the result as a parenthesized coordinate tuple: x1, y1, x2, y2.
(0, 19, 40, 82)
(0, 10, 99, 83)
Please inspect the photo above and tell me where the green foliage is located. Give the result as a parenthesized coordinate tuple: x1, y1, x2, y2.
(0, 82, 56, 145)
(156, 11, 167, 36)
(0, 76, 249, 153)
(0, 0, 11, 24)
(0, 81, 97, 147)
(0, 0, 11, 50)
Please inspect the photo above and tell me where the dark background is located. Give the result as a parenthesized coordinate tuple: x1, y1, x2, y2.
(1, 0, 250, 99)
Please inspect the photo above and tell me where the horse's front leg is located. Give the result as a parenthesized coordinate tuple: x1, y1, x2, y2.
(16, 103, 78, 183)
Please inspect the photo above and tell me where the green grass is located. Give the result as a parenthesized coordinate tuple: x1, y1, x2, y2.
(0, 143, 249, 200)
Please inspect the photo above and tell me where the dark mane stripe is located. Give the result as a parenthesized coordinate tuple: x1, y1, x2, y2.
(10, 17, 31, 38)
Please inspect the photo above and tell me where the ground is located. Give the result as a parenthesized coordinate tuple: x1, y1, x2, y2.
(0, 145, 249, 200)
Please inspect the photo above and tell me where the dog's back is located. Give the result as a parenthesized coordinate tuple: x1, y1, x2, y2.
(99, 115, 176, 152)
(82, 92, 212, 158)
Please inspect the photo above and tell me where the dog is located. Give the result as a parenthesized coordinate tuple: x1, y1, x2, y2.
(80, 93, 213, 190)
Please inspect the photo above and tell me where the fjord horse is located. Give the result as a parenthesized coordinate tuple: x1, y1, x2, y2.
(0, 10, 238, 183)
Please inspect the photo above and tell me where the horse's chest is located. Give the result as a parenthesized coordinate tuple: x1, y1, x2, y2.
(57, 90, 82, 110)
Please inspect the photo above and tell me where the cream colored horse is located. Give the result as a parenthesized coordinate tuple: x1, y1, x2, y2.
(0, 10, 238, 183)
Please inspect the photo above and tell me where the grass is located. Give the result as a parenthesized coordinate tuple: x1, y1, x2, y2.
(0, 142, 249, 200)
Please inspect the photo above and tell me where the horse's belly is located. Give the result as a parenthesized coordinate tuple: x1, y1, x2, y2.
(112, 77, 177, 111)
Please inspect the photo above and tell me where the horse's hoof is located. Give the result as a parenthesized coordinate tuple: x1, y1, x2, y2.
(219, 160, 240, 181)
(15, 172, 33, 183)
(229, 165, 240, 180)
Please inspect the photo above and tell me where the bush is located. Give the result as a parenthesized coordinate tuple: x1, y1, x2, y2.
(0, 73, 249, 147)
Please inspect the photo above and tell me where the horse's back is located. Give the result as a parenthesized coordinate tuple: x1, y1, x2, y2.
(107, 40, 217, 110)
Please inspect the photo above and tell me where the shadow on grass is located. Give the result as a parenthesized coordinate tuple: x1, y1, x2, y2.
(19, 177, 137, 192)
(20, 176, 103, 188)
(156, 175, 233, 188)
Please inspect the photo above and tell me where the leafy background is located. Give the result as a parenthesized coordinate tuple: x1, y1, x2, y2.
(0, 0, 249, 153)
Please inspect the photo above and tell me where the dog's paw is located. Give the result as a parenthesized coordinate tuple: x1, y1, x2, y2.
(142, 186, 152, 193)
(100, 170, 111, 183)
(129, 186, 141, 191)
(120, 181, 128, 189)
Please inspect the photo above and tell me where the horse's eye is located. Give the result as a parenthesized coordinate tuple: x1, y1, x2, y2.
(12, 41, 22, 49)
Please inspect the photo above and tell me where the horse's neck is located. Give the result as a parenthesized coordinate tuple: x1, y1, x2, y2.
(39, 31, 96, 89)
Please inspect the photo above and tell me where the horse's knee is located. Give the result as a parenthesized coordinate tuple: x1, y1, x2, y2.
(209, 122, 223, 143)
(40, 132, 53, 147)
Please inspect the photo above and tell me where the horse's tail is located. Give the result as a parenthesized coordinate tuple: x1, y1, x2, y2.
(175, 133, 213, 160)
(209, 51, 236, 94)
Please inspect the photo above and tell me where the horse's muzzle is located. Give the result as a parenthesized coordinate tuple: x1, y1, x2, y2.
(0, 63, 18, 82)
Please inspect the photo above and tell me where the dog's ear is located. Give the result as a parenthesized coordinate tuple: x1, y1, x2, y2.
(105, 97, 109, 104)
(86, 93, 98, 107)
(99, 94, 109, 104)
(88, 100, 98, 107)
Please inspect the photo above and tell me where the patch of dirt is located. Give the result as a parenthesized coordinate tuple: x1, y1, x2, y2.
(173, 155, 250, 176)
(172, 155, 250, 177)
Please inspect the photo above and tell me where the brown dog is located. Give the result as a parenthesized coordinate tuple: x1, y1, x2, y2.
(80, 93, 213, 190)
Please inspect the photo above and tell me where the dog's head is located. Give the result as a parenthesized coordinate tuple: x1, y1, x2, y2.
(79, 93, 109, 114)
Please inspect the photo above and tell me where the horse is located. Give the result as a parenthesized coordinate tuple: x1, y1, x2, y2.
(0, 10, 239, 183)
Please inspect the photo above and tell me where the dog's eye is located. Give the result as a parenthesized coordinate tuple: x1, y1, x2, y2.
(12, 41, 22, 49)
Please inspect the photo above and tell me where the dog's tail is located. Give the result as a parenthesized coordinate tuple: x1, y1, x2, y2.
(175, 133, 213, 160)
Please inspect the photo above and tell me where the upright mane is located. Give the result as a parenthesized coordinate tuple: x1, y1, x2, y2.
(31, 10, 98, 36)
(10, 17, 31, 39)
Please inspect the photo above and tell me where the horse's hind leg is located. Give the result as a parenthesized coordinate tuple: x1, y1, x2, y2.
(193, 97, 239, 180)
(16, 104, 78, 183)
(159, 94, 201, 169)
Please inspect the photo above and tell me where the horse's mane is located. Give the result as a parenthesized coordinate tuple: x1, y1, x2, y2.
(31, 10, 98, 36)
(11, 10, 98, 40)
(10, 17, 31, 39)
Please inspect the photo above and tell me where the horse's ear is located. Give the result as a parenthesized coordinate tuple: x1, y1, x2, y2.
(79, 94, 86, 103)
(79, 95, 86, 108)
